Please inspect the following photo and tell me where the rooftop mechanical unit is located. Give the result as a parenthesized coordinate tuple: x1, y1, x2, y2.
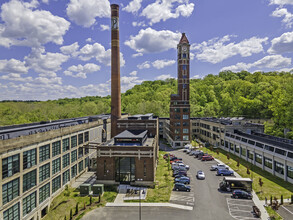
(80, 184, 91, 195)
(92, 184, 104, 196)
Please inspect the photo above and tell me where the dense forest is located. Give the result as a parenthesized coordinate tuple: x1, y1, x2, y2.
(1, 71, 292, 139)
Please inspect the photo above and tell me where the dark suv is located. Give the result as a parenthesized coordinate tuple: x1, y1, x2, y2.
(174, 183, 191, 192)
(232, 190, 252, 199)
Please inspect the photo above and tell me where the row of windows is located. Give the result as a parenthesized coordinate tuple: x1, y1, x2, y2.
(2, 158, 90, 219)
(2, 143, 89, 180)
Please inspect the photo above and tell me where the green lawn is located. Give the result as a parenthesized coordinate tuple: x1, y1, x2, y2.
(203, 147, 293, 200)
(265, 206, 283, 220)
(43, 186, 117, 220)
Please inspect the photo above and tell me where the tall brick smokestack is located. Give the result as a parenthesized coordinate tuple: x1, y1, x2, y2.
(111, 4, 121, 138)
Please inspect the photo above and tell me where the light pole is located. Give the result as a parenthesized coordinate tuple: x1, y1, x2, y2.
(137, 178, 143, 220)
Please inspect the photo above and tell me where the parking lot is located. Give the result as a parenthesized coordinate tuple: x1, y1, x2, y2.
(170, 149, 259, 220)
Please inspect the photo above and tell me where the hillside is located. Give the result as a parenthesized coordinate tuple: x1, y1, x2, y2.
(0, 71, 292, 139)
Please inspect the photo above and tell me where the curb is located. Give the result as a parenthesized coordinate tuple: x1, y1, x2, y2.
(106, 202, 193, 210)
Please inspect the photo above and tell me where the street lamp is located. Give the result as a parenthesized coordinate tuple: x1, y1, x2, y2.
(137, 178, 143, 220)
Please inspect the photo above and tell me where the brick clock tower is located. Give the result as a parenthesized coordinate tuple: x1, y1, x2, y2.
(169, 33, 191, 148)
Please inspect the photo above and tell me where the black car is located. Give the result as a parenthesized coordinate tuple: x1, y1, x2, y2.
(174, 174, 188, 179)
(174, 183, 191, 192)
(232, 190, 252, 199)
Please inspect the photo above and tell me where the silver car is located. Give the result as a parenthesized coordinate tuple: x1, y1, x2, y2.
(197, 170, 205, 180)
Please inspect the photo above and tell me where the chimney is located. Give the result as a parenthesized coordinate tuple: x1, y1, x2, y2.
(111, 4, 121, 138)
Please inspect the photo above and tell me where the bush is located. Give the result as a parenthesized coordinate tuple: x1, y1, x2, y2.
(246, 167, 250, 175)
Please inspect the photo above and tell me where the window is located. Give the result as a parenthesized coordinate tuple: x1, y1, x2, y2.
(85, 146, 89, 155)
(23, 149, 36, 170)
(265, 145, 274, 152)
(248, 140, 255, 145)
(23, 191, 36, 216)
(230, 143, 234, 151)
(3, 202, 19, 220)
(247, 150, 254, 160)
(78, 147, 83, 158)
(182, 53, 187, 58)
(287, 166, 293, 179)
(183, 129, 189, 134)
(85, 157, 89, 168)
(144, 160, 147, 177)
(52, 141, 61, 157)
(79, 161, 84, 173)
(52, 175, 61, 193)
(183, 115, 189, 120)
(52, 158, 61, 175)
(241, 138, 247, 143)
(174, 108, 180, 112)
(274, 161, 284, 175)
(63, 169, 70, 185)
(39, 144, 50, 163)
(62, 138, 70, 152)
(2, 154, 20, 179)
(175, 114, 181, 119)
(71, 136, 77, 148)
(256, 142, 264, 149)
(183, 122, 189, 126)
(182, 65, 187, 70)
(104, 160, 107, 175)
(175, 122, 181, 127)
(264, 157, 272, 169)
(84, 131, 89, 142)
(275, 148, 286, 156)
(175, 129, 180, 134)
(2, 178, 19, 205)
(235, 145, 240, 153)
(39, 163, 50, 183)
(183, 108, 189, 112)
(241, 147, 246, 156)
(255, 153, 262, 164)
(175, 136, 180, 141)
(63, 153, 70, 168)
(183, 135, 189, 141)
(71, 164, 77, 178)
(78, 133, 84, 145)
(288, 152, 293, 159)
(39, 183, 50, 204)
(23, 169, 37, 193)
(71, 150, 77, 163)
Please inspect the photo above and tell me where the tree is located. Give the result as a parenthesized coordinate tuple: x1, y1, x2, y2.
(75, 202, 79, 215)
(90, 195, 92, 205)
(69, 209, 72, 220)
(246, 166, 250, 175)
(281, 195, 283, 205)
(227, 153, 230, 160)
(236, 159, 240, 169)
(258, 178, 263, 193)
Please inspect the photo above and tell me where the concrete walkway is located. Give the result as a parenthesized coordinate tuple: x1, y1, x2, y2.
(71, 171, 96, 189)
(106, 202, 193, 210)
(214, 158, 269, 220)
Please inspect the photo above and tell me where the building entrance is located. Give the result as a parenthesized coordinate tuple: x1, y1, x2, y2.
(115, 157, 135, 183)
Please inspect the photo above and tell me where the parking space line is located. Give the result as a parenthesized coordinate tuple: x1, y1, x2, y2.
(281, 205, 293, 215)
(231, 216, 258, 220)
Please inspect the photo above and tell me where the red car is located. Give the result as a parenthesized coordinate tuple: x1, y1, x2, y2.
(163, 154, 174, 159)
(201, 155, 214, 161)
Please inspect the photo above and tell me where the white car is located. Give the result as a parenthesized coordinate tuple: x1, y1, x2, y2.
(197, 170, 205, 179)
(210, 164, 229, 171)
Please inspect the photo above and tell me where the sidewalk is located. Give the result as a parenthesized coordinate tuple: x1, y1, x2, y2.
(106, 202, 193, 210)
(214, 158, 269, 220)
(71, 171, 96, 189)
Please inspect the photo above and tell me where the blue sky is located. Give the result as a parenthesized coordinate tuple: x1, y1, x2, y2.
(0, 0, 292, 101)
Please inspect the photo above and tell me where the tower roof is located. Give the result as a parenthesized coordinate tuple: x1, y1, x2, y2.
(179, 33, 189, 44)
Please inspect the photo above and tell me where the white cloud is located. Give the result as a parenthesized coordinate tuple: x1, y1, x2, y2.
(0, 73, 33, 82)
(0, 0, 70, 48)
(64, 63, 101, 79)
(191, 75, 200, 79)
(121, 76, 144, 93)
(60, 42, 80, 56)
(269, 0, 293, 6)
(152, 59, 175, 69)
(192, 35, 268, 64)
(0, 59, 28, 74)
(129, 71, 137, 76)
(66, 0, 110, 27)
(268, 31, 293, 54)
(221, 55, 291, 72)
(78, 42, 125, 66)
(272, 7, 293, 28)
(25, 47, 69, 75)
(137, 61, 151, 69)
(141, 0, 194, 25)
(86, 38, 93, 42)
(132, 21, 146, 27)
(42, 0, 49, 4)
(125, 28, 181, 54)
(132, 53, 143, 58)
(100, 24, 110, 31)
(155, 74, 174, 80)
(123, 0, 142, 14)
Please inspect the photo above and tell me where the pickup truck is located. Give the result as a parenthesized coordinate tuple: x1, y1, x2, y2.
(210, 164, 229, 171)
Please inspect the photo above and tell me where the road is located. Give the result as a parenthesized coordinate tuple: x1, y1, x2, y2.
(82, 148, 244, 220)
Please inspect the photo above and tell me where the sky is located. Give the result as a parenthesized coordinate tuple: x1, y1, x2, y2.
(0, 0, 292, 101)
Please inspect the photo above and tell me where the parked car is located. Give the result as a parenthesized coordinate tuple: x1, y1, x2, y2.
(163, 153, 174, 159)
(186, 149, 191, 154)
(170, 157, 182, 161)
(174, 183, 191, 192)
(172, 163, 189, 171)
(174, 174, 190, 179)
(170, 158, 182, 164)
(232, 190, 252, 199)
(210, 164, 229, 171)
(173, 170, 187, 177)
(217, 169, 234, 176)
(190, 150, 201, 156)
(197, 153, 208, 159)
(173, 166, 187, 172)
(201, 155, 214, 161)
(193, 150, 203, 157)
(175, 177, 190, 184)
(196, 170, 205, 180)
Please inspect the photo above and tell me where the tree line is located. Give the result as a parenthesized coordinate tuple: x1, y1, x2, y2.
(0, 71, 292, 139)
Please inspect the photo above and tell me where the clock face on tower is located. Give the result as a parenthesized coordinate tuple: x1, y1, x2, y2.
(182, 46, 187, 52)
